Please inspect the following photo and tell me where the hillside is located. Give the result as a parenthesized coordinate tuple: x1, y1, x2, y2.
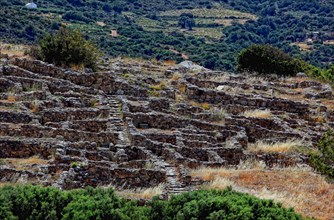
(1, 0, 334, 70)
(0, 52, 334, 218)
(1, 1, 334, 219)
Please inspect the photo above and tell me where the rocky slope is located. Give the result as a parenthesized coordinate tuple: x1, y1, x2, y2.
(0, 55, 333, 199)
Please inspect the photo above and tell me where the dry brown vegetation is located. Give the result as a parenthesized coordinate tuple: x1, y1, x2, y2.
(170, 73, 181, 81)
(7, 96, 16, 102)
(30, 100, 40, 113)
(189, 101, 211, 110)
(160, 8, 257, 20)
(242, 109, 273, 119)
(5, 156, 49, 171)
(162, 60, 177, 66)
(247, 139, 304, 153)
(201, 177, 234, 190)
(0, 43, 31, 58)
(320, 99, 334, 111)
(191, 166, 334, 220)
(291, 42, 313, 51)
(116, 184, 164, 200)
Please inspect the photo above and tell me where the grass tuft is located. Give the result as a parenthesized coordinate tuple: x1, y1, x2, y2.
(247, 139, 304, 153)
(242, 109, 273, 119)
(116, 184, 164, 200)
(149, 81, 167, 90)
(202, 177, 234, 190)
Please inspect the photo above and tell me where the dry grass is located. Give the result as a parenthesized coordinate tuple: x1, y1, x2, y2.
(0, 182, 17, 187)
(30, 100, 40, 113)
(171, 73, 181, 81)
(276, 93, 307, 102)
(201, 102, 210, 110)
(178, 83, 187, 94)
(242, 109, 273, 119)
(291, 42, 313, 51)
(210, 107, 227, 123)
(149, 81, 167, 90)
(7, 96, 16, 102)
(70, 63, 84, 71)
(0, 43, 31, 58)
(217, 85, 244, 95)
(191, 160, 265, 181)
(5, 156, 49, 171)
(175, 93, 185, 103)
(202, 177, 234, 190)
(191, 166, 334, 220)
(96, 21, 106, 27)
(116, 184, 164, 200)
(160, 8, 257, 20)
(285, 76, 310, 83)
(320, 99, 334, 111)
(191, 27, 224, 39)
(312, 114, 327, 123)
(191, 167, 230, 181)
(209, 74, 230, 82)
(144, 162, 154, 169)
(190, 101, 211, 110)
(324, 40, 334, 45)
(247, 139, 304, 153)
(237, 158, 266, 170)
(163, 60, 177, 66)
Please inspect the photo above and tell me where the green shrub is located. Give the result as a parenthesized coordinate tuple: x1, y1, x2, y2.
(320, 65, 334, 82)
(70, 162, 78, 169)
(150, 188, 305, 220)
(0, 185, 149, 220)
(0, 186, 307, 219)
(309, 130, 334, 181)
(237, 44, 307, 76)
(32, 27, 101, 71)
(178, 13, 196, 31)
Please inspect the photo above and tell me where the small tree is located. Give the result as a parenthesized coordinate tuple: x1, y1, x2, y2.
(178, 13, 195, 31)
(237, 44, 306, 76)
(309, 130, 334, 181)
(32, 27, 101, 71)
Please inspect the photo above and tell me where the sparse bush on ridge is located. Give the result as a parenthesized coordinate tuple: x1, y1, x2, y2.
(237, 44, 308, 76)
(237, 44, 334, 83)
(31, 27, 101, 71)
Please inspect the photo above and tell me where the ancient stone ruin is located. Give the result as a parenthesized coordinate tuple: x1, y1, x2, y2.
(0, 57, 333, 196)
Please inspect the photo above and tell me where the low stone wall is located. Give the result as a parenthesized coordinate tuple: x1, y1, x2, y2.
(62, 166, 166, 189)
(11, 59, 148, 97)
(0, 139, 53, 159)
(185, 83, 311, 114)
(41, 108, 109, 123)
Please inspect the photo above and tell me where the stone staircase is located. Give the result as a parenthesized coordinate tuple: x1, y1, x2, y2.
(165, 164, 187, 196)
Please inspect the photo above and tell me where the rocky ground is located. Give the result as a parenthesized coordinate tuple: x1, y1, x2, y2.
(0, 55, 333, 219)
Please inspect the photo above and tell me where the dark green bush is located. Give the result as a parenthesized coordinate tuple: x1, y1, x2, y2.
(0, 185, 149, 220)
(150, 188, 305, 220)
(237, 44, 307, 76)
(178, 13, 195, 30)
(32, 27, 101, 71)
(0, 185, 306, 220)
(309, 130, 334, 181)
